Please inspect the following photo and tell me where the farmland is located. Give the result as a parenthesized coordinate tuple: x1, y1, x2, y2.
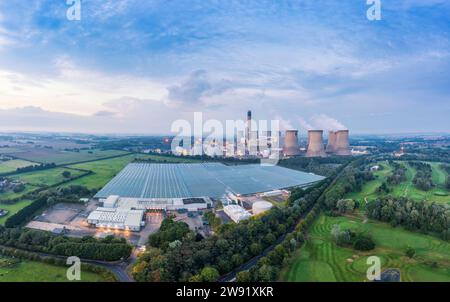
(0, 159, 36, 174)
(283, 214, 450, 282)
(346, 161, 449, 205)
(0, 200, 33, 225)
(11, 168, 87, 187)
(65, 154, 200, 190)
(0, 255, 109, 282)
(1, 148, 129, 165)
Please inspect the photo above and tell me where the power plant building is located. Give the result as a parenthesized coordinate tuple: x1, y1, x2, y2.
(306, 130, 326, 157)
(334, 130, 351, 156)
(224, 205, 252, 223)
(283, 130, 300, 156)
(326, 131, 337, 153)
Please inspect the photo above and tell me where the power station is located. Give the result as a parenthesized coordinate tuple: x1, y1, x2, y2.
(283, 130, 300, 156)
(305, 130, 327, 157)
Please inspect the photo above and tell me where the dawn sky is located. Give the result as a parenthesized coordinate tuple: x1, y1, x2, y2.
(0, 0, 449, 134)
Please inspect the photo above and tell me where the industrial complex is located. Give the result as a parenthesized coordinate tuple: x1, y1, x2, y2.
(87, 162, 324, 231)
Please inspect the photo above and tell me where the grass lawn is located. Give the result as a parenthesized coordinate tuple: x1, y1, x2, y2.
(346, 161, 449, 205)
(0, 200, 33, 225)
(11, 167, 86, 187)
(282, 214, 450, 282)
(0, 159, 37, 174)
(0, 256, 108, 282)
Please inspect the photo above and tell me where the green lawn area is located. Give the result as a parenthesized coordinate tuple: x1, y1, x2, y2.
(0, 200, 33, 225)
(282, 214, 450, 282)
(346, 161, 449, 205)
(0, 256, 108, 282)
(11, 167, 86, 187)
(0, 159, 37, 174)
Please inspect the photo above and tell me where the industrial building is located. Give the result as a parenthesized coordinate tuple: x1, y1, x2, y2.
(306, 130, 326, 157)
(87, 207, 145, 231)
(224, 205, 252, 223)
(252, 201, 273, 215)
(94, 162, 324, 199)
(283, 130, 300, 156)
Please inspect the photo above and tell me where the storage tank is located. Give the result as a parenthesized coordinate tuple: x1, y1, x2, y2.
(306, 130, 326, 157)
(326, 131, 337, 153)
(335, 130, 351, 156)
(252, 201, 273, 215)
(283, 130, 300, 156)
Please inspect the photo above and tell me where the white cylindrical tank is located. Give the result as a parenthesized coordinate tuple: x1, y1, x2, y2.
(252, 201, 273, 215)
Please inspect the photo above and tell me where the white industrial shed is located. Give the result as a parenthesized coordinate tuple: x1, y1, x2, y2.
(224, 205, 252, 223)
(87, 207, 144, 231)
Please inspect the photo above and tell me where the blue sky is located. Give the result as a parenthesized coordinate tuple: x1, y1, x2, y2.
(0, 0, 449, 134)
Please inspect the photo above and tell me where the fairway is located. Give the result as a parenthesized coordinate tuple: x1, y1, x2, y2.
(283, 214, 450, 282)
(0, 256, 109, 282)
(346, 161, 449, 205)
(0, 200, 33, 225)
(0, 159, 36, 174)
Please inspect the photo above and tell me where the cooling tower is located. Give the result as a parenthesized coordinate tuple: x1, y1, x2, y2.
(283, 130, 300, 156)
(335, 130, 351, 156)
(326, 131, 337, 153)
(306, 130, 326, 157)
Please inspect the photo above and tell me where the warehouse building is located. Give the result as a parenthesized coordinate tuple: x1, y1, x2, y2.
(87, 207, 145, 231)
(224, 205, 252, 223)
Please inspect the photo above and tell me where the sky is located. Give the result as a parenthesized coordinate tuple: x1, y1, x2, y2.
(0, 0, 449, 135)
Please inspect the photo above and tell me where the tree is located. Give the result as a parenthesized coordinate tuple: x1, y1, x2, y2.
(200, 266, 220, 282)
(236, 271, 251, 282)
(353, 234, 375, 251)
(62, 171, 71, 178)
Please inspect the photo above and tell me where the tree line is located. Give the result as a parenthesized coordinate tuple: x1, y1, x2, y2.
(0, 227, 132, 261)
(366, 197, 449, 240)
(409, 161, 435, 191)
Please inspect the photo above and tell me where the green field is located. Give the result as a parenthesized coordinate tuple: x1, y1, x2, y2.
(0, 200, 33, 225)
(10, 167, 86, 187)
(0, 185, 37, 201)
(4, 149, 129, 165)
(0, 256, 108, 282)
(0, 159, 36, 174)
(65, 154, 200, 190)
(283, 214, 450, 282)
(346, 161, 449, 205)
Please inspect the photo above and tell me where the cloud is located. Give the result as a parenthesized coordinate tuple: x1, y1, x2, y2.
(166, 70, 232, 107)
(309, 114, 347, 131)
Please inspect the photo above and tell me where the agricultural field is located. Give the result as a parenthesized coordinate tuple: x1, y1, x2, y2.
(0, 159, 37, 174)
(0, 200, 33, 225)
(0, 256, 108, 282)
(0, 185, 37, 201)
(346, 161, 449, 205)
(65, 154, 200, 190)
(10, 167, 87, 187)
(1, 148, 129, 165)
(283, 214, 450, 282)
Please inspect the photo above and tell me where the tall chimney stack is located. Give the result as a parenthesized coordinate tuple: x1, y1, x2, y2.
(326, 131, 337, 153)
(306, 130, 326, 157)
(334, 130, 351, 156)
(246, 110, 252, 155)
(283, 130, 300, 156)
